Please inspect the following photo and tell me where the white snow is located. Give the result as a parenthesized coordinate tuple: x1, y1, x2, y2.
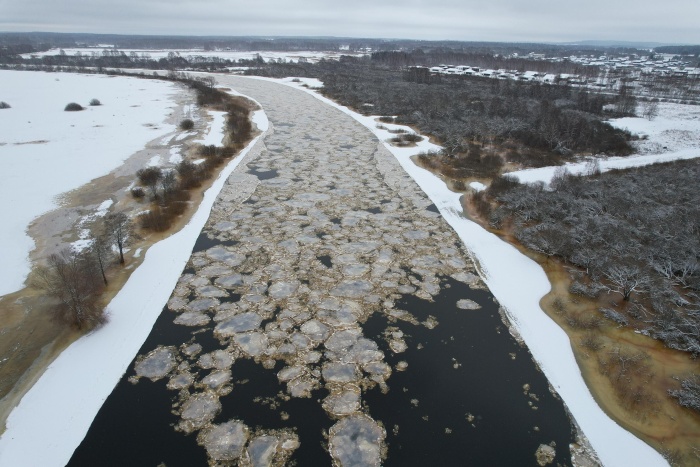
(0, 70, 180, 297)
(281, 77, 324, 89)
(194, 110, 227, 146)
(266, 76, 668, 467)
(507, 102, 700, 186)
(146, 155, 162, 167)
(169, 147, 183, 164)
(0, 92, 267, 467)
(95, 200, 113, 217)
(469, 181, 486, 192)
(175, 131, 195, 141)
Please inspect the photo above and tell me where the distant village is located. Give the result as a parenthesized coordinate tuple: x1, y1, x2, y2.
(424, 52, 700, 99)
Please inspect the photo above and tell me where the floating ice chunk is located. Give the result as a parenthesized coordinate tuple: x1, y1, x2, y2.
(330, 280, 373, 298)
(167, 372, 194, 390)
(341, 241, 380, 254)
(277, 365, 305, 383)
(197, 285, 229, 298)
(287, 376, 318, 398)
(215, 274, 245, 289)
(206, 246, 246, 266)
(246, 435, 279, 467)
(300, 319, 331, 342)
(345, 338, 383, 364)
(304, 351, 322, 364)
(329, 414, 386, 467)
(198, 350, 234, 370)
(322, 362, 359, 384)
(202, 370, 232, 390)
(323, 387, 361, 417)
(403, 230, 429, 240)
(294, 192, 331, 202)
(444, 257, 467, 269)
(199, 264, 232, 277)
(452, 271, 479, 285)
(182, 343, 203, 358)
(364, 362, 392, 379)
(179, 392, 221, 433)
(174, 311, 211, 327)
(389, 338, 408, 354)
(134, 346, 177, 381)
(456, 299, 481, 310)
(212, 221, 236, 231)
(215, 312, 263, 337)
(410, 255, 442, 269)
(234, 331, 268, 357)
(167, 296, 188, 311)
(187, 298, 219, 312)
(268, 281, 299, 299)
(290, 332, 312, 350)
(198, 419, 248, 461)
(342, 264, 370, 276)
(325, 329, 361, 352)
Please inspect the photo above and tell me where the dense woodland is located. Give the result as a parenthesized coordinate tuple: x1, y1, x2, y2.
(474, 160, 700, 362)
(250, 55, 634, 175)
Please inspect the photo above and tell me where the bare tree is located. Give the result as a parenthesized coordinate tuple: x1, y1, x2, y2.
(35, 250, 106, 330)
(161, 169, 178, 199)
(641, 99, 660, 121)
(88, 229, 113, 285)
(105, 211, 135, 265)
(603, 263, 650, 301)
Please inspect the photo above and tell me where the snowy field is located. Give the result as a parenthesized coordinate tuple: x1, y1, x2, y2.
(266, 76, 668, 467)
(0, 70, 183, 297)
(21, 48, 366, 63)
(507, 102, 700, 185)
(0, 91, 269, 467)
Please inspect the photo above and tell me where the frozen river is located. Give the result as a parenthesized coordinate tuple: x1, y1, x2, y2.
(68, 77, 576, 465)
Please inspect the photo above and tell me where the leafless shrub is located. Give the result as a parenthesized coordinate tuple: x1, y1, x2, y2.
(136, 166, 163, 199)
(64, 102, 84, 111)
(598, 347, 659, 419)
(35, 250, 107, 330)
(89, 98, 101, 106)
(580, 333, 603, 352)
(131, 187, 145, 199)
(180, 118, 194, 130)
(0, 101, 10, 109)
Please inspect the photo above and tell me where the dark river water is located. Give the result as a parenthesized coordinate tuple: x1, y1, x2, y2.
(69, 239, 574, 466)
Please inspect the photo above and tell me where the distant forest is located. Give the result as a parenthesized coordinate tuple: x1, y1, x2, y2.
(2, 31, 694, 59)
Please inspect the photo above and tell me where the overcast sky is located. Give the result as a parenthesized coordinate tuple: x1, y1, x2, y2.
(1, 0, 698, 45)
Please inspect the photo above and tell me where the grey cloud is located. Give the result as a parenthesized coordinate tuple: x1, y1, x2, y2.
(1, 0, 698, 44)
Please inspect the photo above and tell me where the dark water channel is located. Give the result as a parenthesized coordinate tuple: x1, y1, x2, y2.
(69, 234, 574, 466)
